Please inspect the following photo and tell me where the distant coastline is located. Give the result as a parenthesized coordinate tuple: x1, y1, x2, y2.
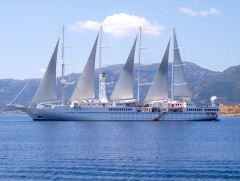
(219, 104, 240, 116)
(0, 110, 25, 114)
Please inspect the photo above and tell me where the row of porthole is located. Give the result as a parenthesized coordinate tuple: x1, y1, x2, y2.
(187, 109, 203, 111)
(204, 109, 218, 111)
(109, 108, 133, 111)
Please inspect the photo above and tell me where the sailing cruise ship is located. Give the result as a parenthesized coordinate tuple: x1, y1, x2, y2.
(10, 27, 219, 121)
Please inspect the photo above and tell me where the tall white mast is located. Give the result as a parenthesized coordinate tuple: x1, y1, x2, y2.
(99, 26, 103, 100)
(61, 26, 65, 105)
(171, 28, 175, 101)
(138, 27, 142, 102)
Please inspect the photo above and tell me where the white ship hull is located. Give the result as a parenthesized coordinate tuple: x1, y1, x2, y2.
(159, 112, 218, 121)
(24, 106, 160, 121)
(23, 106, 218, 121)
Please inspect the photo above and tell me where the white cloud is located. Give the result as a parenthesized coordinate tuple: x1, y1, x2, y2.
(178, 7, 197, 16)
(199, 8, 221, 17)
(178, 7, 220, 17)
(69, 13, 164, 37)
(68, 20, 100, 32)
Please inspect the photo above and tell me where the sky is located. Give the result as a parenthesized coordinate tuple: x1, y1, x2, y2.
(0, 0, 239, 79)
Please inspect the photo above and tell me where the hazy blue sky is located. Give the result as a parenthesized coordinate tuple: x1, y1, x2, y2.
(0, 0, 239, 79)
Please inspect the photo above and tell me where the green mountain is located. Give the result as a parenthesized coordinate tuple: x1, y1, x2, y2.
(197, 65, 240, 104)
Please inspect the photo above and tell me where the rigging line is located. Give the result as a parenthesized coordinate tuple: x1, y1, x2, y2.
(8, 79, 32, 106)
(8, 71, 39, 106)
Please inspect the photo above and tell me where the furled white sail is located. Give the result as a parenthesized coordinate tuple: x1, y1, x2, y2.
(172, 29, 192, 98)
(70, 34, 99, 102)
(99, 73, 108, 103)
(32, 39, 59, 103)
(110, 36, 137, 101)
(144, 39, 171, 103)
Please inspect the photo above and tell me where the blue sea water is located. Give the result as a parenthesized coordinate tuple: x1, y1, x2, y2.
(0, 114, 240, 180)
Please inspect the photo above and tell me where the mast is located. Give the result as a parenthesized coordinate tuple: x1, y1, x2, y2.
(171, 28, 175, 101)
(99, 26, 103, 100)
(61, 26, 65, 105)
(138, 27, 142, 102)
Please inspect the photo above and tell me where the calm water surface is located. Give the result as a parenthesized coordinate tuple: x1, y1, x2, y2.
(0, 114, 240, 180)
